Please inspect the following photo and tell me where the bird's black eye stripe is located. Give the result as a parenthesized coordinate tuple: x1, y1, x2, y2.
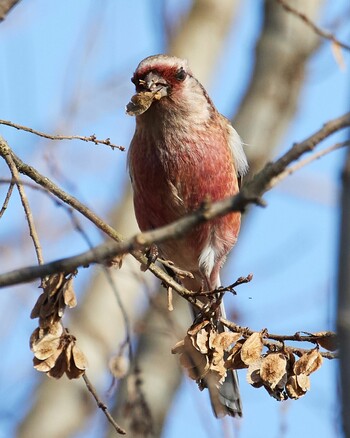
(175, 67, 187, 81)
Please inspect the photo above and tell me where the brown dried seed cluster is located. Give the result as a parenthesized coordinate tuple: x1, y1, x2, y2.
(30, 323, 87, 379)
(31, 272, 77, 327)
(126, 91, 162, 116)
(173, 325, 326, 402)
(172, 320, 240, 388)
(30, 272, 87, 379)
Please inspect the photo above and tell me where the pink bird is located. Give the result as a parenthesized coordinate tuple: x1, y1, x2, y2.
(127, 55, 248, 417)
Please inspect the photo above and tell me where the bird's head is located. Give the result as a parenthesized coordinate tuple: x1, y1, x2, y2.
(126, 55, 213, 121)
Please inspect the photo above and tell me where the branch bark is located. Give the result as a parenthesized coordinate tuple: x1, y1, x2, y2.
(0, 0, 20, 21)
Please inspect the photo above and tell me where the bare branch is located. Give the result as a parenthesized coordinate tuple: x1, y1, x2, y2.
(0, 119, 125, 151)
(0, 0, 20, 21)
(0, 180, 14, 218)
(275, 0, 350, 51)
(269, 141, 350, 188)
(82, 374, 126, 435)
(0, 138, 44, 265)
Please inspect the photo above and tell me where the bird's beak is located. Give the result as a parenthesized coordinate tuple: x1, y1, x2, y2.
(142, 71, 168, 98)
(126, 72, 168, 116)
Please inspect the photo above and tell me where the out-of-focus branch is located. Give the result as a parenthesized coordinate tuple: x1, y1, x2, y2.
(169, 0, 240, 87)
(0, 0, 20, 21)
(1, 140, 44, 265)
(275, 0, 350, 51)
(233, 0, 324, 176)
(0, 119, 125, 151)
(1, 112, 349, 288)
(337, 147, 350, 436)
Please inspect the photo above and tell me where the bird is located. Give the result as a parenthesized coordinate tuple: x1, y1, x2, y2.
(127, 54, 248, 418)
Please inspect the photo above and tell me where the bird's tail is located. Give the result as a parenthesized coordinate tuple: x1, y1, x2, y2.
(209, 301, 242, 418)
(190, 292, 242, 418)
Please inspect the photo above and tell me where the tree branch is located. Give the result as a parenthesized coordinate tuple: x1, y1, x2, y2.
(275, 0, 350, 51)
(0, 112, 349, 288)
(0, 0, 20, 21)
(0, 119, 125, 151)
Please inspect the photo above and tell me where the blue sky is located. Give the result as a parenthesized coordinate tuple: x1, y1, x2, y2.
(0, 1, 349, 437)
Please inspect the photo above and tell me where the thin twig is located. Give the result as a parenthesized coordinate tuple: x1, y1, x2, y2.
(0, 181, 14, 218)
(1, 140, 44, 265)
(275, 0, 350, 51)
(0, 0, 20, 21)
(82, 373, 126, 435)
(269, 141, 350, 188)
(0, 119, 125, 151)
(193, 274, 253, 297)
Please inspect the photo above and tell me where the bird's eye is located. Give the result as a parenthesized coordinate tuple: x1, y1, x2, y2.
(175, 67, 187, 81)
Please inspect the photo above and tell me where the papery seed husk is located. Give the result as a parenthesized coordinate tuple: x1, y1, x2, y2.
(246, 359, 263, 388)
(212, 332, 241, 351)
(47, 351, 67, 379)
(47, 273, 64, 293)
(171, 339, 185, 354)
(194, 329, 209, 354)
(208, 365, 227, 385)
(296, 373, 310, 392)
(30, 327, 41, 350)
(294, 349, 323, 376)
(32, 334, 62, 360)
(33, 356, 52, 373)
(314, 332, 338, 351)
(260, 353, 287, 390)
(226, 339, 247, 370)
(188, 320, 210, 337)
(109, 355, 129, 379)
(30, 293, 46, 319)
(72, 345, 88, 371)
(126, 92, 159, 116)
(286, 374, 308, 399)
(241, 332, 263, 365)
(62, 278, 77, 308)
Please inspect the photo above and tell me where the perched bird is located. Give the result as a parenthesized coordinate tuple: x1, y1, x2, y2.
(127, 55, 248, 417)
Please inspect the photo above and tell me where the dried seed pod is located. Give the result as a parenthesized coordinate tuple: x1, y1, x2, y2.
(246, 359, 263, 388)
(126, 91, 162, 116)
(240, 332, 263, 365)
(225, 339, 247, 370)
(313, 331, 338, 351)
(260, 353, 288, 390)
(294, 348, 323, 376)
(109, 355, 130, 379)
(285, 374, 310, 399)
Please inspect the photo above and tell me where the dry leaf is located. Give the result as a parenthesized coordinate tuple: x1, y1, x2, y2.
(294, 349, 323, 376)
(241, 332, 263, 365)
(260, 353, 287, 390)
